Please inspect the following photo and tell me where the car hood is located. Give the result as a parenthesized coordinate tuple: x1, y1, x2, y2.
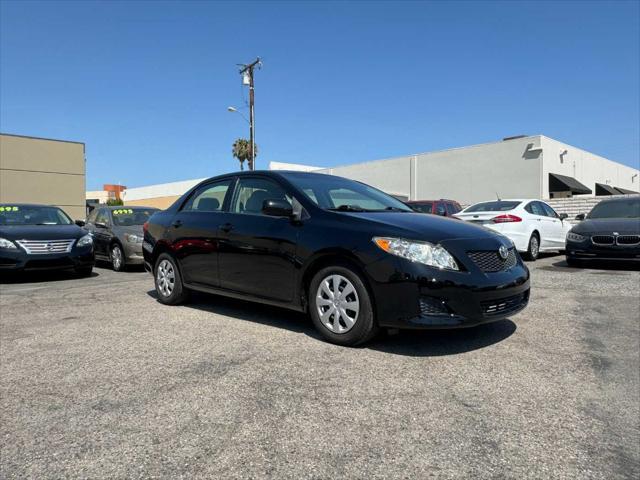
(0, 224, 87, 241)
(340, 211, 503, 243)
(573, 217, 640, 234)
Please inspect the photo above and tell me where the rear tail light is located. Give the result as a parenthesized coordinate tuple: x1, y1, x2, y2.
(492, 214, 522, 223)
(143, 221, 148, 234)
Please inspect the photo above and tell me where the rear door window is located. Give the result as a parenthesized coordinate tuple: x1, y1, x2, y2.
(434, 203, 447, 216)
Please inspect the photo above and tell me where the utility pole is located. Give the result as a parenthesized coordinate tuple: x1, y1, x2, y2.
(239, 57, 261, 170)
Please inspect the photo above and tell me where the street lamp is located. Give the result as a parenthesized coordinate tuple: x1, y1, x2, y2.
(227, 106, 249, 124)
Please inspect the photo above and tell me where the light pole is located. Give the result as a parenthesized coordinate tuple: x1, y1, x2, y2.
(238, 57, 261, 170)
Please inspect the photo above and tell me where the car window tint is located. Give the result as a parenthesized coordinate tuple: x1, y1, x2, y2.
(446, 203, 457, 215)
(96, 209, 110, 225)
(327, 188, 388, 210)
(465, 201, 521, 212)
(303, 188, 318, 204)
(232, 177, 293, 215)
(183, 180, 232, 212)
(411, 202, 433, 213)
(435, 203, 447, 215)
(530, 202, 546, 216)
(87, 209, 99, 223)
(541, 203, 558, 218)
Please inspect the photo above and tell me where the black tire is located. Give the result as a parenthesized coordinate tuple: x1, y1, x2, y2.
(110, 244, 126, 272)
(154, 253, 188, 305)
(75, 266, 93, 277)
(308, 265, 378, 346)
(523, 233, 540, 261)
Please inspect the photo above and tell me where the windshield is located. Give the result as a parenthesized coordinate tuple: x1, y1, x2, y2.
(111, 208, 158, 226)
(588, 198, 640, 219)
(0, 205, 72, 225)
(282, 173, 413, 212)
(465, 201, 521, 212)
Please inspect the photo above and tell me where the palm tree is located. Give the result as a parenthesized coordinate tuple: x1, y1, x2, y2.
(232, 138, 258, 171)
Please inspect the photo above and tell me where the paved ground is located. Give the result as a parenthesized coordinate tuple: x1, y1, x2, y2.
(1, 256, 639, 479)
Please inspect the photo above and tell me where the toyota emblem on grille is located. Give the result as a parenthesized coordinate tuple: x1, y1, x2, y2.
(498, 245, 509, 260)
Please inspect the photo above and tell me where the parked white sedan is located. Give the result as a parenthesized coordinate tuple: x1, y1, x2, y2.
(455, 199, 573, 260)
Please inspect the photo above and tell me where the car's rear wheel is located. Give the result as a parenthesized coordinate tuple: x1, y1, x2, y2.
(309, 265, 378, 346)
(523, 233, 540, 261)
(110, 244, 125, 272)
(154, 253, 188, 305)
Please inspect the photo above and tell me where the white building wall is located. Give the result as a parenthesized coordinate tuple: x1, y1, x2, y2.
(320, 136, 543, 204)
(541, 136, 639, 198)
(122, 177, 207, 202)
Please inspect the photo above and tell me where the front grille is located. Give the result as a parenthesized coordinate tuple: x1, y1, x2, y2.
(591, 235, 614, 245)
(467, 248, 517, 272)
(481, 291, 529, 317)
(15, 239, 75, 255)
(617, 235, 640, 245)
(419, 296, 450, 316)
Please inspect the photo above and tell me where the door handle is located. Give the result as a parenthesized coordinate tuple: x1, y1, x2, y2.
(219, 223, 233, 233)
(172, 220, 183, 228)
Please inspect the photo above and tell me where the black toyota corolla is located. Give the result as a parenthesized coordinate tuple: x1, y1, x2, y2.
(0, 203, 94, 276)
(143, 171, 530, 345)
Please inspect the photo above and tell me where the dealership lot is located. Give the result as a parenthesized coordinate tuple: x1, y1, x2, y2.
(1, 257, 638, 478)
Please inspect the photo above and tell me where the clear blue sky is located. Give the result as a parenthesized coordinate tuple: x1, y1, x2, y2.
(1, 0, 639, 190)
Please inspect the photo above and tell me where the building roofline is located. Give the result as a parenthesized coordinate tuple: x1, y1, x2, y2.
(321, 135, 543, 171)
(0, 132, 85, 146)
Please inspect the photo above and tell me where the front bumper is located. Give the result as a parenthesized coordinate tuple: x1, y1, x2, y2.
(0, 246, 95, 272)
(122, 241, 144, 265)
(566, 239, 640, 262)
(364, 237, 531, 330)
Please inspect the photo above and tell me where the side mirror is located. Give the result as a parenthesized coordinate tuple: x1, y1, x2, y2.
(559, 213, 568, 220)
(262, 199, 293, 217)
(75, 219, 86, 227)
(95, 222, 107, 229)
(575, 213, 586, 221)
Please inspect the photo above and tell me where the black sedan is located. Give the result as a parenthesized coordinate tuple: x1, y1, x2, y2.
(0, 204, 94, 276)
(566, 196, 640, 266)
(143, 171, 530, 346)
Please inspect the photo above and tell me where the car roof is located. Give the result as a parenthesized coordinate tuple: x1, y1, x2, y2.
(103, 205, 159, 210)
(0, 203, 62, 208)
(594, 195, 640, 204)
(407, 199, 459, 203)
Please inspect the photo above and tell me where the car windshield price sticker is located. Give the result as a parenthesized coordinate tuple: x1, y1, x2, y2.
(0, 206, 19, 212)
(113, 209, 133, 215)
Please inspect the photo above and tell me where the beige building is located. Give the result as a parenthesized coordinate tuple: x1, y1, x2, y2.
(0, 133, 86, 219)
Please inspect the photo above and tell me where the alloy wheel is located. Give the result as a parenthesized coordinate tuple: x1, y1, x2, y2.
(111, 246, 123, 270)
(315, 274, 360, 334)
(530, 236, 539, 258)
(156, 259, 175, 297)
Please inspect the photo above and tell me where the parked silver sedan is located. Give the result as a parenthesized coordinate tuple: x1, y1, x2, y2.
(82, 206, 159, 271)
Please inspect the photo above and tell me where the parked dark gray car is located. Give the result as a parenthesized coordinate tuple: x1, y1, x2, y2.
(84, 206, 159, 271)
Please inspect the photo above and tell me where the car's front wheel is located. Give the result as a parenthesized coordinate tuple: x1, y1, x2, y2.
(154, 253, 188, 305)
(110, 244, 125, 272)
(309, 265, 378, 346)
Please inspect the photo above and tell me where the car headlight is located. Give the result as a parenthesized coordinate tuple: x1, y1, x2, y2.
(124, 233, 142, 244)
(76, 234, 93, 247)
(567, 232, 586, 242)
(0, 237, 17, 249)
(373, 236, 459, 271)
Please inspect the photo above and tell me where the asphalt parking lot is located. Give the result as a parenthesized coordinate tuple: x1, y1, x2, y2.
(1, 256, 639, 479)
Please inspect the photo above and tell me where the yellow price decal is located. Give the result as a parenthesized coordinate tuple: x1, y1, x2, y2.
(113, 209, 133, 215)
(0, 206, 19, 212)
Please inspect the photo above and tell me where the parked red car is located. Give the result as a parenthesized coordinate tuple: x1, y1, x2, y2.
(406, 199, 462, 217)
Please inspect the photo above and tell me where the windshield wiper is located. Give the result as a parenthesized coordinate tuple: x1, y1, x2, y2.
(327, 205, 370, 212)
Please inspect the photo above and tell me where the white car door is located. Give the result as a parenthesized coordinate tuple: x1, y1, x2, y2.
(525, 201, 553, 249)
(541, 202, 569, 249)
